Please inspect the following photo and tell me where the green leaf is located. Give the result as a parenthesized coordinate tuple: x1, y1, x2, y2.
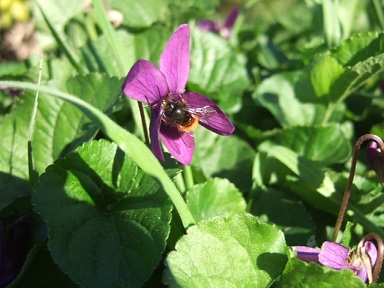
(330, 32, 384, 66)
(110, 0, 168, 28)
(33, 140, 173, 288)
(256, 145, 340, 214)
(322, 0, 342, 47)
(297, 53, 345, 103)
(253, 72, 340, 127)
(188, 28, 249, 113)
(186, 178, 246, 222)
(81, 28, 164, 76)
(250, 187, 315, 246)
(0, 73, 121, 179)
(193, 128, 255, 192)
(0, 173, 30, 211)
(32, 0, 84, 49)
(277, 258, 365, 288)
(272, 125, 351, 165)
(297, 32, 384, 105)
(163, 214, 289, 287)
(8, 244, 77, 288)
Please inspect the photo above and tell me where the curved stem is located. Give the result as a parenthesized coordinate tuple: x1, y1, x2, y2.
(362, 233, 384, 283)
(0, 80, 196, 229)
(331, 134, 384, 242)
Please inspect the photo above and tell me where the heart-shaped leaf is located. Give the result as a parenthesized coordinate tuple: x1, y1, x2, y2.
(163, 213, 289, 287)
(33, 140, 174, 287)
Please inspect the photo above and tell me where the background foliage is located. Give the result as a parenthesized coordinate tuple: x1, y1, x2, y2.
(1, 0, 384, 287)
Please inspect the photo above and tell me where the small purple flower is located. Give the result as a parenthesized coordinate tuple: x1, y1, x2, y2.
(0, 86, 23, 96)
(293, 241, 378, 283)
(367, 140, 384, 184)
(122, 24, 235, 165)
(197, 6, 239, 38)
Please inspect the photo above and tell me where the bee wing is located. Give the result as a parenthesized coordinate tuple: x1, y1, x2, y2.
(189, 106, 217, 120)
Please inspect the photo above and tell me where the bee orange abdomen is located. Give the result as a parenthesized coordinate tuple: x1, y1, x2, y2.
(177, 116, 199, 132)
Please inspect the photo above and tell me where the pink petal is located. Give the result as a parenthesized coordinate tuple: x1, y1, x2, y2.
(159, 123, 194, 165)
(149, 103, 164, 161)
(292, 246, 321, 264)
(319, 242, 355, 270)
(224, 6, 239, 30)
(159, 24, 190, 95)
(355, 241, 378, 283)
(183, 92, 235, 136)
(122, 60, 169, 105)
(365, 241, 378, 265)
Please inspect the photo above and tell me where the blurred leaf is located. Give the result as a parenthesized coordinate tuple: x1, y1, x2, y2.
(257, 144, 340, 214)
(253, 72, 342, 127)
(322, 0, 342, 47)
(330, 32, 384, 66)
(250, 187, 315, 246)
(297, 32, 384, 104)
(110, 0, 168, 28)
(193, 128, 255, 192)
(186, 178, 246, 222)
(272, 125, 351, 165)
(81, 28, 164, 76)
(188, 28, 249, 114)
(0, 74, 121, 179)
(33, 140, 173, 288)
(163, 213, 289, 287)
(277, 258, 365, 288)
(32, 0, 84, 49)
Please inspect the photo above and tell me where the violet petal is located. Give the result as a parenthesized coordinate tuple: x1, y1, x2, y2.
(183, 92, 235, 136)
(224, 6, 239, 30)
(196, 20, 221, 33)
(122, 59, 168, 105)
(159, 24, 190, 95)
(292, 246, 321, 264)
(159, 123, 194, 165)
(150, 103, 165, 161)
(365, 241, 378, 265)
(319, 242, 355, 270)
(367, 141, 378, 168)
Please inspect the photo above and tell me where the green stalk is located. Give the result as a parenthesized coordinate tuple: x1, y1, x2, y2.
(372, 0, 384, 31)
(183, 165, 195, 190)
(92, 0, 149, 143)
(0, 80, 196, 229)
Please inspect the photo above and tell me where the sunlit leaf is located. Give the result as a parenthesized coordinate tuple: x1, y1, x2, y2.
(33, 140, 173, 288)
(0, 73, 121, 179)
(163, 213, 289, 287)
(277, 258, 365, 288)
(186, 178, 246, 222)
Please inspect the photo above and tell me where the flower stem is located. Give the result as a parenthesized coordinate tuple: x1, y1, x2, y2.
(332, 134, 384, 242)
(362, 233, 384, 283)
(183, 165, 194, 190)
(137, 102, 150, 145)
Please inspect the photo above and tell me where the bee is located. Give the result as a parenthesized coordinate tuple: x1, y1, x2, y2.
(162, 97, 217, 133)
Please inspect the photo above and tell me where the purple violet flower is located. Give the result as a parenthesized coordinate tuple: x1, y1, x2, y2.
(293, 241, 378, 283)
(367, 140, 384, 184)
(197, 6, 239, 38)
(122, 24, 235, 165)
